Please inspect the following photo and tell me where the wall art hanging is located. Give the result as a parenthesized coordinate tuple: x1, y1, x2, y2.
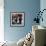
(10, 12, 25, 27)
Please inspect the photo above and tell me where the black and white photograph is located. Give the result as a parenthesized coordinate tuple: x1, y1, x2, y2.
(10, 12, 25, 27)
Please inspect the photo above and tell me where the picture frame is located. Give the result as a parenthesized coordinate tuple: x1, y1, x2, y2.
(10, 12, 25, 27)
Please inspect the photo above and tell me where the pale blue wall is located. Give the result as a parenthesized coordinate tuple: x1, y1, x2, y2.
(4, 0, 40, 42)
(40, 0, 46, 27)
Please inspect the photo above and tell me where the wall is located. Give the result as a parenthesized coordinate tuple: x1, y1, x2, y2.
(40, 0, 46, 27)
(4, 0, 40, 42)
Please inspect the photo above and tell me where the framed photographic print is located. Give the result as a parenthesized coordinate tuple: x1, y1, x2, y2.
(10, 12, 25, 27)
